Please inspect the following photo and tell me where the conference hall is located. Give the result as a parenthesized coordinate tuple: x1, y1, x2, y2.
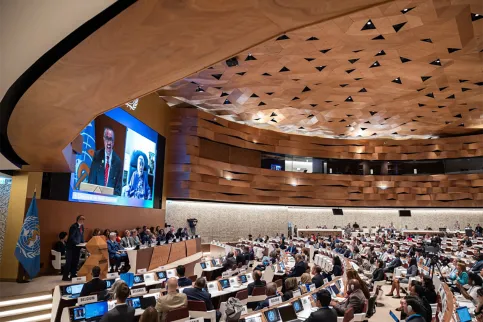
(0, 1, 482, 322)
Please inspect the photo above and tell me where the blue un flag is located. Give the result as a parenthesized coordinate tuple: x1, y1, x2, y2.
(14, 193, 40, 278)
(74, 120, 96, 190)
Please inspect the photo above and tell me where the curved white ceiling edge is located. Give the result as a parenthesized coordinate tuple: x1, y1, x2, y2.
(0, 0, 115, 100)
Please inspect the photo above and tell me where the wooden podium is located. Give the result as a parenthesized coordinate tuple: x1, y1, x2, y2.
(78, 236, 109, 281)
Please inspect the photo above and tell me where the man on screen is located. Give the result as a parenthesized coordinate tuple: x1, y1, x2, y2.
(88, 127, 122, 195)
(125, 155, 151, 200)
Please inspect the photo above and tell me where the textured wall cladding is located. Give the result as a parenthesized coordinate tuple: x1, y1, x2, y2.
(166, 201, 483, 242)
(0, 181, 12, 265)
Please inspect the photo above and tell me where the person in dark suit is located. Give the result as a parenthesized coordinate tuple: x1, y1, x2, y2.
(54, 232, 67, 256)
(88, 127, 122, 196)
(286, 242, 297, 255)
(384, 251, 402, 273)
(183, 278, 221, 321)
(305, 289, 338, 322)
(222, 252, 237, 271)
(235, 249, 246, 266)
(100, 283, 135, 322)
(311, 265, 325, 288)
(80, 266, 107, 298)
(287, 254, 306, 277)
(63, 215, 85, 281)
(247, 270, 267, 295)
(107, 232, 128, 271)
(371, 260, 385, 284)
(176, 265, 192, 287)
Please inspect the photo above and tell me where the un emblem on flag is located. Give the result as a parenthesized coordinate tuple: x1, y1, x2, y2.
(16, 216, 40, 259)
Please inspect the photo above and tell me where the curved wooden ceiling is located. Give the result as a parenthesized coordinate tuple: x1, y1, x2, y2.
(5, 0, 392, 170)
(159, 0, 483, 140)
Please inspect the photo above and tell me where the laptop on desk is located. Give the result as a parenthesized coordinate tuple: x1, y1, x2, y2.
(279, 305, 303, 322)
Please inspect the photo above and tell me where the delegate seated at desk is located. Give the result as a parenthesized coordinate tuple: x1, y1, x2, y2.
(305, 289, 338, 322)
(286, 254, 306, 277)
(183, 278, 221, 321)
(80, 266, 107, 299)
(156, 277, 187, 322)
(100, 282, 134, 322)
(330, 279, 365, 316)
(247, 270, 266, 295)
(107, 233, 128, 269)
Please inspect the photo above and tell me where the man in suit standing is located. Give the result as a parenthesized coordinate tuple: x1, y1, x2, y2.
(63, 215, 85, 281)
(183, 278, 221, 321)
(80, 266, 107, 298)
(155, 277, 187, 322)
(305, 289, 337, 322)
(100, 283, 134, 322)
(88, 127, 122, 196)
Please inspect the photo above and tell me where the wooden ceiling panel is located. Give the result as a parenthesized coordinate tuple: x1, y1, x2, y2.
(160, 0, 483, 140)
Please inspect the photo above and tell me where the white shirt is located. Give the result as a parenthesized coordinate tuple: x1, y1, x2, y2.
(104, 153, 112, 184)
(468, 285, 481, 305)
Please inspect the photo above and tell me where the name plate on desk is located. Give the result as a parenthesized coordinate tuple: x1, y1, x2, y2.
(186, 319, 203, 322)
(131, 287, 147, 296)
(72, 276, 86, 283)
(137, 268, 147, 274)
(207, 281, 218, 293)
(77, 295, 97, 305)
(107, 272, 119, 279)
(268, 296, 282, 307)
(222, 271, 231, 278)
(293, 290, 301, 297)
(241, 305, 248, 315)
(239, 268, 247, 274)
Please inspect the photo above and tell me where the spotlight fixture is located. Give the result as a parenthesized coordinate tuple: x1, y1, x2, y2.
(225, 57, 239, 67)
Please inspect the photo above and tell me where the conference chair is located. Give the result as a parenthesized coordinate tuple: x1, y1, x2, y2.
(188, 275, 197, 283)
(337, 307, 354, 322)
(165, 307, 189, 322)
(248, 286, 267, 305)
(51, 249, 65, 271)
(353, 299, 369, 322)
(187, 300, 216, 322)
(235, 289, 248, 305)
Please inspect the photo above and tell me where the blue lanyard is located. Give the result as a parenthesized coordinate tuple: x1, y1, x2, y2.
(407, 314, 422, 321)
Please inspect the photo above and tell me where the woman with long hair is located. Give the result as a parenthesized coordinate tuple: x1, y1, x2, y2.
(283, 277, 298, 300)
(300, 273, 311, 285)
(345, 268, 370, 299)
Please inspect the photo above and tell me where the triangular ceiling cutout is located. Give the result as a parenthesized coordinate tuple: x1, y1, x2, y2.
(429, 58, 441, 66)
(392, 77, 402, 84)
(421, 38, 432, 43)
(469, 108, 476, 111)
(417, 88, 425, 92)
(446, 94, 455, 99)
(304, 58, 315, 62)
(220, 92, 229, 97)
(421, 76, 432, 82)
(320, 48, 331, 54)
(454, 114, 462, 118)
(370, 61, 381, 68)
(236, 72, 246, 76)
(271, 118, 277, 123)
(447, 48, 461, 53)
(250, 93, 259, 98)
(315, 66, 326, 72)
(223, 99, 231, 104)
(462, 88, 471, 92)
(254, 118, 261, 121)
(426, 92, 434, 98)
(438, 105, 445, 109)
(401, 7, 415, 14)
(276, 34, 290, 40)
(306, 36, 319, 41)
(292, 97, 300, 101)
(361, 128, 367, 131)
(475, 82, 483, 86)
(307, 114, 314, 118)
(195, 86, 204, 92)
(459, 79, 468, 83)
(369, 111, 377, 116)
(439, 87, 447, 91)
(400, 56, 411, 63)
(345, 96, 353, 102)
(375, 50, 386, 56)
(353, 49, 364, 53)
(418, 103, 425, 107)
(348, 58, 359, 64)
(372, 35, 385, 40)
(359, 88, 367, 92)
(471, 13, 483, 21)
(258, 101, 266, 106)
(270, 112, 277, 117)
(298, 127, 304, 130)
(346, 69, 356, 74)
(365, 121, 371, 124)
(245, 54, 256, 61)
(302, 86, 311, 93)
(340, 84, 348, 87)
(310, 104, 317, 107)
(262, 72, 271, 76)
(361, 19, 376, 30)
(212, 74, 222, 80)
(354, 78, 363, 81)
(279, 66, 290, 72)
(339, 119, 346, 122)
(266, 92, 274, 95)
(392, 22, 407, 32)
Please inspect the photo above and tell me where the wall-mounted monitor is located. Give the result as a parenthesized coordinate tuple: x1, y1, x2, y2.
(332, 208, 343, 215)
(69, 107, 163, 208)
(399, 210, 411, 217)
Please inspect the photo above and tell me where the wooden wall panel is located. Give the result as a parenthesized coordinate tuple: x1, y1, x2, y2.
(166, 108, 483, 208)
(168, 241, 187, 263)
